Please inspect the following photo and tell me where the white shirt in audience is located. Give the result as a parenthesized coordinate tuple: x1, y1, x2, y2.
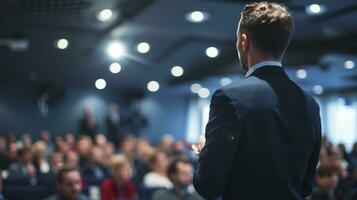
(143, 172, 173, 188)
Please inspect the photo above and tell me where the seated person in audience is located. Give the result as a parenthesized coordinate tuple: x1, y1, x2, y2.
(119, 135, 137, 161)
(65, 151, 79, 169)
(8, 148, 36, 179)
(39, 130, 55, 158)
(77, 136, 92, 166)
(21, 134, 33, 150)
(157, 135, 174, 157)
(50, 152, 64, 174)
(64, 132, 76, 151)
(143, 150, 172, 188)
(101, 155, 137, 200)
(33, 141, 50, 174)
(152, 157, 203, 200)
(81, 146, 107, 179)
(44, 167, 89, 200)
(0, 142, 17, 170)
(133, 138, 153, 183)
(311, 162, 343, 200)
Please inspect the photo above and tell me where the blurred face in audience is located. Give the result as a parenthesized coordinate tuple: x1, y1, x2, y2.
(78, 137, 92, 157)
(152, 152, 169, 172)
(66, 151, 79, 169)
(317, 173, 338, 191)
(171, 162, 193, 189)
(40, 130, 50, 142)
(51, 152, 64, 169)
(120, 136, 136, 158)
(159, 135, 173, 152)
(112, 162, 132, 183)
(8, 142, 17, 158)
(57, 171, 83, 200)
(64, 133, 75, 147)
(95, 134, 107, 147)
(22, 135, 32, 149)
(20, 150, 32, 164)
(91, 147, 104, 164)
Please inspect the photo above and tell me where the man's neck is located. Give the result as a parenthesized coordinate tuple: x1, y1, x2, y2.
(247, 55, 281, 70)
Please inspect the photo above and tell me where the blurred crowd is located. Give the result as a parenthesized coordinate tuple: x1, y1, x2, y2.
(0, 130, 202, 200)
(311, 137, 357, 200)
(1, 104, 357, 200)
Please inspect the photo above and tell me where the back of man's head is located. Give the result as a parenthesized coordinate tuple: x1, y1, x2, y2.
(239, 2, 294, 59)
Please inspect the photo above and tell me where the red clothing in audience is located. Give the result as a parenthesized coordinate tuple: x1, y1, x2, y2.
(101, 177, 137, 200)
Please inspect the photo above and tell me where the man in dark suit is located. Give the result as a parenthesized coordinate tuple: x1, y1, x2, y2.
(192, 2, 321, 200)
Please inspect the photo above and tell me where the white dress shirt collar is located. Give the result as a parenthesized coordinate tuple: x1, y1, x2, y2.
(245, 60, 282, 77)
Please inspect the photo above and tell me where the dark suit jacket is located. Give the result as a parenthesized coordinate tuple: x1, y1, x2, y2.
(193, 66, 322, 200)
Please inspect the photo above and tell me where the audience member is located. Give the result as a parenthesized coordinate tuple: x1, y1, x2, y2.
(33, 141, 50, 174)
(152, 157, 203, 200)
(312, 162, 342, 200)
(106, 103, 123, 147)
(143, 150, 172, 188)
(78, 107, 98, 141)
(8, 148, 36, 179)
(81, 146, 107, 180)
(44, 167, 89, 200)
(101, 155, 137, 200)
(64, 151, 79, 169)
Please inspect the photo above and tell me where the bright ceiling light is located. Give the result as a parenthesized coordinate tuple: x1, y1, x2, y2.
(306, 4, 326, 15)
(171, 66, 184, 77)
(313, 85, 324, 95)
(206, 47, 219, 58)
(147, 81, 160, 92)
(97, 9, 113, 22)
(186, 11, 209, 23)
(137, 42, 150, 54)
(107, 42, 124, 59)
(220, 77, 232, 86)
(109, 62, 122, 74)
(190, 83, 201, 93)
(57, 38, 69, 49)
(296, 69, 307, 79)
(95, 79, 106, 90)
(344, 60, 355, 69)
(198, 88, 210, 98)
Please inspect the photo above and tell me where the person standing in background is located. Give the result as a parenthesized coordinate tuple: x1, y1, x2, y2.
(106, 103, 123, 147)
(78, 107, 97, 141)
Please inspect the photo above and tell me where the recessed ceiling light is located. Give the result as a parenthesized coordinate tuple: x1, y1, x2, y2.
(185, 11, 209, 23)
(95, 79, 106, 90)
(198, 88, 210, 98)
(296, 69, 307, 79)
(137, 42, 150, 54)
(107, 42, 124, 59)
(220, 77, 232, 86)
(56, 38, 69, 49)
(306, 4, 326, 15)
(171, 66, 184, 77)
(313, 85, 324, 95)
(147, 81, 160, 92)
(206, 47, 219, 58)
(97, 9, 113, 22)
(109, 63, 122, 74)
(344, 60, 355, 69)
(190, 83, 201, 93)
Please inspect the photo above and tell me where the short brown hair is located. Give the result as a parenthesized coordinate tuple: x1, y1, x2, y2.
(239, 2, 294, 58)
(167, 157, 191, 179)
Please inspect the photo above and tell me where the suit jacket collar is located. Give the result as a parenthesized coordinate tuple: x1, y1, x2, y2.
(245, 65, 288, 78)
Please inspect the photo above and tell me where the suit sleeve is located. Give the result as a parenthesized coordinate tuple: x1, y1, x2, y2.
(193, 89, 241, 200)
(301, 105, 322, 197)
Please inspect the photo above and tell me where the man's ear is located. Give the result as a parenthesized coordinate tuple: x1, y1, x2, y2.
(241, 33, 249, 52)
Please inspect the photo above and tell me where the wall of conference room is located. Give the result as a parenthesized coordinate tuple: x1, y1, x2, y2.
(0, 83, 189, 142)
